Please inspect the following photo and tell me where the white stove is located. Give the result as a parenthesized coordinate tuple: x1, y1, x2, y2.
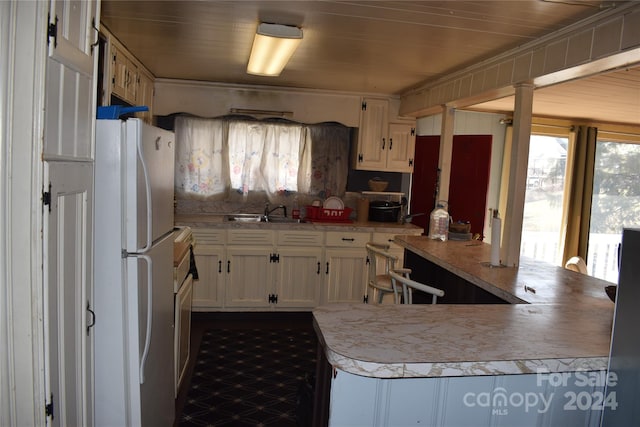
(173, 226, 194, 396)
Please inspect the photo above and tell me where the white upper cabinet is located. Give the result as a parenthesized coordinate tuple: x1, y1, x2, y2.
(353, 98, 389, 171)
(386, 122, 416, 173)
(44, 0, 99, 160)
(353, 98, 416, 172)
(100, 26, 155, 123)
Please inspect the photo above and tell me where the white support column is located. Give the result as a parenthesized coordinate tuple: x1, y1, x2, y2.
(502, 84, 534, 267)
(437, 105, 455, 206)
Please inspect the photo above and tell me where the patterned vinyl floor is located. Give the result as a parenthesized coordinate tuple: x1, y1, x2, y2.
(178, 325, 317, 427)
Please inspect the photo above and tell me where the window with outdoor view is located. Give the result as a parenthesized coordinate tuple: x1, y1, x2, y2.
(520, 134, 569, 266)
(587, 139, 640, 282)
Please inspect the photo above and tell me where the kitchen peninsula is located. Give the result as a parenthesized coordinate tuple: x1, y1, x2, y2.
(312, 235, 615, 427)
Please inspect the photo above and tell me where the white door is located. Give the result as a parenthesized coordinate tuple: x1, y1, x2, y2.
(43, 0, 99, 425)
(43, 161, 94, 427)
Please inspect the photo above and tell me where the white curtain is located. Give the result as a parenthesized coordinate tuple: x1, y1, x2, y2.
(174, 115, 349, 201)
(174, 116, 228, 199)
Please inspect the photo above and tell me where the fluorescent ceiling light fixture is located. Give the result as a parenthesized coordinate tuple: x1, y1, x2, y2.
(247, 23, 303, 76)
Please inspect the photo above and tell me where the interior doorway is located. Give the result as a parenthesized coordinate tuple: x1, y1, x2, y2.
(411, 135, 492, 239)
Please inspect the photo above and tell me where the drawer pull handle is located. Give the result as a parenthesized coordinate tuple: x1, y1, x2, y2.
(341, 238, 355, 242)
(317, 262, 321, 275)
(227, 260, 231, 273)
(326, 262, 329, 275)
(218, 260, 222, 273)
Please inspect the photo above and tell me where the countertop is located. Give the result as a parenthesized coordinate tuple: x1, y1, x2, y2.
(393, 234, 614, 306)
(174, 214, 423, 233)
(313, 235, 615, 378)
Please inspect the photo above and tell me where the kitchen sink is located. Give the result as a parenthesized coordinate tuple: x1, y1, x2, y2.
(225, 214, 304, 224)
(226, 214, 264, 222)
(263, 217, 305, 223)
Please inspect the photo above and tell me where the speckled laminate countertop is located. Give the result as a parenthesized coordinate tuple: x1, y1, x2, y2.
(313, 235, 615, 378)
(175, 214, 423, 233)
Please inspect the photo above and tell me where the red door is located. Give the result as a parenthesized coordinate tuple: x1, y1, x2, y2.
(448, 135, 492, 239)
(410, 136, 440, 232)
(410, 135, 492, 239)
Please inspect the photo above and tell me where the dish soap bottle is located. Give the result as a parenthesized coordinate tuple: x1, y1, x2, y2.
(292, 196, 300, 219)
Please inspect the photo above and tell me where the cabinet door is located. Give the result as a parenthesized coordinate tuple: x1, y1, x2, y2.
(323, 248, 368, 304)
(226, 246, 273, 308)
(355, 98, 388, 171)
(43, 161, 94, 427)
(110, 43, 128, 101)
(192, 245, 224, 309)
(111, 43, 137, 104)
(275, 247, 322, 308)
(387, 122, 416, 172)
(136, 68, 154, 124)
(124, 58, 138, 103)
(45, 0, 98, 160)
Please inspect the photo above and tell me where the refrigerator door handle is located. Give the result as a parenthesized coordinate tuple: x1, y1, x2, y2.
(136, 133, 153, 254)
(138, 254, 153, 384)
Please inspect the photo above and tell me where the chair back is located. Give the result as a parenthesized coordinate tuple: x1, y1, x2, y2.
(565, 256, 588, 275)
(365, 243, 401, 303)
(389, 270, 444, 304)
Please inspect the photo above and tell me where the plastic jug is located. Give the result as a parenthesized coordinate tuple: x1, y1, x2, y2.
(428, 201, 450, 241)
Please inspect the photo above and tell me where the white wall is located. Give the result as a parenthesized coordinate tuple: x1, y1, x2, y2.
(155, 80, 504, 228)
(154, 79, 408, 127)
(1, 2, 48, 426)
(416, 110, 509, 240)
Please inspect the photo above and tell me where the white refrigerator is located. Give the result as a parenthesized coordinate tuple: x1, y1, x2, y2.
(602, 228, 640, 426)
(94, 118, 176, 427)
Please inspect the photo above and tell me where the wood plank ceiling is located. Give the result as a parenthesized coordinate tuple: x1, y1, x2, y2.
(101, 0, 639, 127)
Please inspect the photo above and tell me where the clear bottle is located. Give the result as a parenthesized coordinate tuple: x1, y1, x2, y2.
(428, 201, 450, 241)
(291, 196, 300, 219)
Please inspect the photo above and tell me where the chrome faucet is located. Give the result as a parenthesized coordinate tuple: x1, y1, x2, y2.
(264, 203, 287, 220)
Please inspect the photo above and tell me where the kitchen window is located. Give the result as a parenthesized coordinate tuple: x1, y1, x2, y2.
(174, 116, 349, 201)
(516, 125, 640, 282)
(587, 135, 640, 282)
(520, 132, 570, 266)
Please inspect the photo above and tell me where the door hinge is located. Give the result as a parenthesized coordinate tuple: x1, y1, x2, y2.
(358, 153, 363, 163)
(43, 183, 52, 212)
(411, 127, 416, 136)
(363, 295, 369, 304)
(361, 101, 367, 111)
(270, 253, 280, 263)
(47, 15, 58, 48)
(45, 394, 54, 420)
(268, 293, 278, 304)
(409, 158, 414, 167)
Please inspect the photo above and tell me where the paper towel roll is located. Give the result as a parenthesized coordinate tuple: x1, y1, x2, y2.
(356, 198, 370, 223)
(491, 216, 501, 266)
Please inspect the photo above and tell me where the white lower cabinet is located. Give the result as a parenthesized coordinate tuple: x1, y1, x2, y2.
(275, 231, 324, 308)
(225, 230, 274, 308)
(191, 229, 226, 309)
(225, 229, 324, 309)
(189, 227, 419, 310)
(323, 231, 370, 304)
